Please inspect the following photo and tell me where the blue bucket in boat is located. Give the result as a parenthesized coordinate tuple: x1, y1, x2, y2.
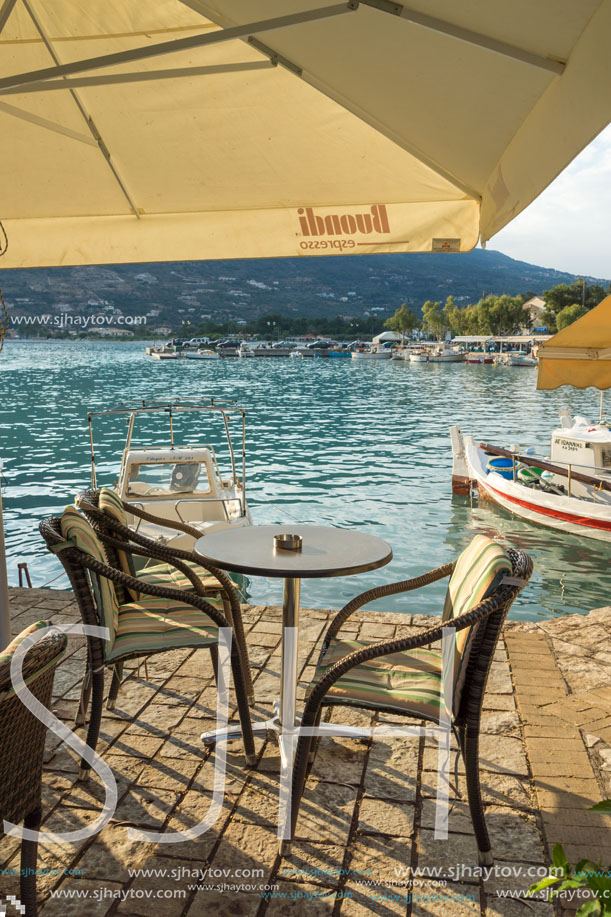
(486, 456, 514, 480)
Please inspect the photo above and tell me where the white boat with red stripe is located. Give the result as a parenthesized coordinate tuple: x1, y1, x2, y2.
(450, 413, 611, 542)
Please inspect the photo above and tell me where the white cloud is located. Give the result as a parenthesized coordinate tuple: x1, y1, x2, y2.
(489, 124, 611, 279)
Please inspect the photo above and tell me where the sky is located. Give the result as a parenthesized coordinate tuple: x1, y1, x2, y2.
(488, 123, 611, 281)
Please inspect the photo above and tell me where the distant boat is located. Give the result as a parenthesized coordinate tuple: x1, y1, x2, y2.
(427, 346, 466, 364)
(506, 352, 537, 367)
(351, 343, 392, 360)
(183, 349, 220, 360)
(467, 351, 494, 364)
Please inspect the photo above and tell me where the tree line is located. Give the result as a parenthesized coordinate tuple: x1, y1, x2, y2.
(384, 279, 610, 340)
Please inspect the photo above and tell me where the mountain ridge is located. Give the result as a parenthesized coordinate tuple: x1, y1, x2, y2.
(2, 248, 608, 328)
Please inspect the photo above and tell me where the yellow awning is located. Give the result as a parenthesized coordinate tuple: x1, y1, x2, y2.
(0, 1, 610, 267)
(537, 296, 611, 390)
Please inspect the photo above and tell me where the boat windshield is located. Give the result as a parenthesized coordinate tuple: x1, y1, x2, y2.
(127, 461, 211, 496)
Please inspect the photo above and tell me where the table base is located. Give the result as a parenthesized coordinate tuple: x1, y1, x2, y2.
(201, 700, 373, 765)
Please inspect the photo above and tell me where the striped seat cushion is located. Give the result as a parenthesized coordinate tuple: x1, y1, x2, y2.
(61, 506, 119, 641)
(138, 559, 224, 599)
(106, 597, 218, 661)
(311, 639, 444, 722)
(442, 535, 511, 711)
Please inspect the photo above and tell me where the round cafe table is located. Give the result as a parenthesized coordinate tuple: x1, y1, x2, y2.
(193, 524, 392, 754)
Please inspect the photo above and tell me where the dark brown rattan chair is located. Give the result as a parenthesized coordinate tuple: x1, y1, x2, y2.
(75, 488, 254, 710)
(0, 621, 67, 916)
(282, 537, 532, 865)
(39, 512, 256, 777)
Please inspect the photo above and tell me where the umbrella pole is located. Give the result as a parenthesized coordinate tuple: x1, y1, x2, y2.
(600, 390, 604, 424)
(0, 462, 10, 648)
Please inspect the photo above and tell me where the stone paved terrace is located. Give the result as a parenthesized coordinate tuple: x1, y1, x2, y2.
(1, 585, 610, 916)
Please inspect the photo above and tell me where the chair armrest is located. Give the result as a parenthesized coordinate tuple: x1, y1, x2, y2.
(324, 562, 454, 647)
(95, 529, 208, 597)
(58, 546, 230, 630)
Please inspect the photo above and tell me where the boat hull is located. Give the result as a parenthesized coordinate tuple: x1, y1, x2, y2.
(451, 429, 611, 542)
(467, 354, 493, 364)
(351, 351, 392, 360)
(428, 354, 466, 363)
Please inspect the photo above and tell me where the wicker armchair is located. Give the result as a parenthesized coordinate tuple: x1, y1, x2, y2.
(282, 536, 532, 865)
(40, 509, 256, 777)
(75, 487, 254, 709)
(0, 621, 67, 915)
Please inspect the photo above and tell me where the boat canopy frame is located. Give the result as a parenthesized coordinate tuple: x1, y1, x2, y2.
(87, 399, 247, 516)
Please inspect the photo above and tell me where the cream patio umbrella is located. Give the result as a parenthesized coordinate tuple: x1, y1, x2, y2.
(1, 0, 611, 642)
(0, 0, 609, 267)
(537, 295, 611, 391)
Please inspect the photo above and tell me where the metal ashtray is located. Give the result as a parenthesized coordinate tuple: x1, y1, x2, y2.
(274, 533, 303, 552)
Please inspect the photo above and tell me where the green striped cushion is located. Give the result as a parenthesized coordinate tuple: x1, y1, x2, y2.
(98, 487, 138, 585)
(443, 535, 510, 710)
(0, 620, 65, 699)
(138, 559, 224, 605)
(311, 639, 443, 721)
(99, 487, 128, 526)
(106, 597, 218, 661)
(61, 506, 119, 641)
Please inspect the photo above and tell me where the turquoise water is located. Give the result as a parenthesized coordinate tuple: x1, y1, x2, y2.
(1, 341, 610, 621)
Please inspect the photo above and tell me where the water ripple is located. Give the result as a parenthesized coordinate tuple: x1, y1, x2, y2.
(1, 341, 609, 620)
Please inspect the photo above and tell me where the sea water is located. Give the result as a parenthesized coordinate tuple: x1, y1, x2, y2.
(1, 340, 609, 621)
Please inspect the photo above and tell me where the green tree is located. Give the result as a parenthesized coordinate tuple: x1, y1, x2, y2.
(556, 303, 587, 331)
(442, 295, 460, 337)
(475, 293, 525, 335)
(543, 279, 610, 317)
(421, 300, 444, 339)
(384, 302, 420, 341)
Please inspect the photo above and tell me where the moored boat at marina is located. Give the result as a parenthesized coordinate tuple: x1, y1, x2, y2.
(506, 351, 537, 367)
(184, 349, 220, 360)
(87, 401, 251, 549)
(450, 413, 611, 541)
(427, 345, 466, 363)
(351, 342, 392, 360)
(466, 351, 494, 364)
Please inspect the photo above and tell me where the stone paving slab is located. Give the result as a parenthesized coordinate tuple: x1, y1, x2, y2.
(1, 587, 611, 916)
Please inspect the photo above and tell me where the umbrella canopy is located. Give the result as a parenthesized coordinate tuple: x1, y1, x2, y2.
(537, 296, 611, 390)
(0, 0, 610, 268)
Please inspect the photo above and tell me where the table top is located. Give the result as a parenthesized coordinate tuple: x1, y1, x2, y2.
(194, 524, 393, 579)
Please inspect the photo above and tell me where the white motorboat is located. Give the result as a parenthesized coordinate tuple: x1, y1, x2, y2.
(192, 349, 220, 360)
(88, 401, 251, 549)
(450, 412, 611, 542)
(351, 343, 392, 360)
(428, 346, 466, 364)
(506, 352, 537, 367)
(409, 348, 430, 363)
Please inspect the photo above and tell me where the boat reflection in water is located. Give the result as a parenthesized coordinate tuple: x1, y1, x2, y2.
(446, 493, 611, 621)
